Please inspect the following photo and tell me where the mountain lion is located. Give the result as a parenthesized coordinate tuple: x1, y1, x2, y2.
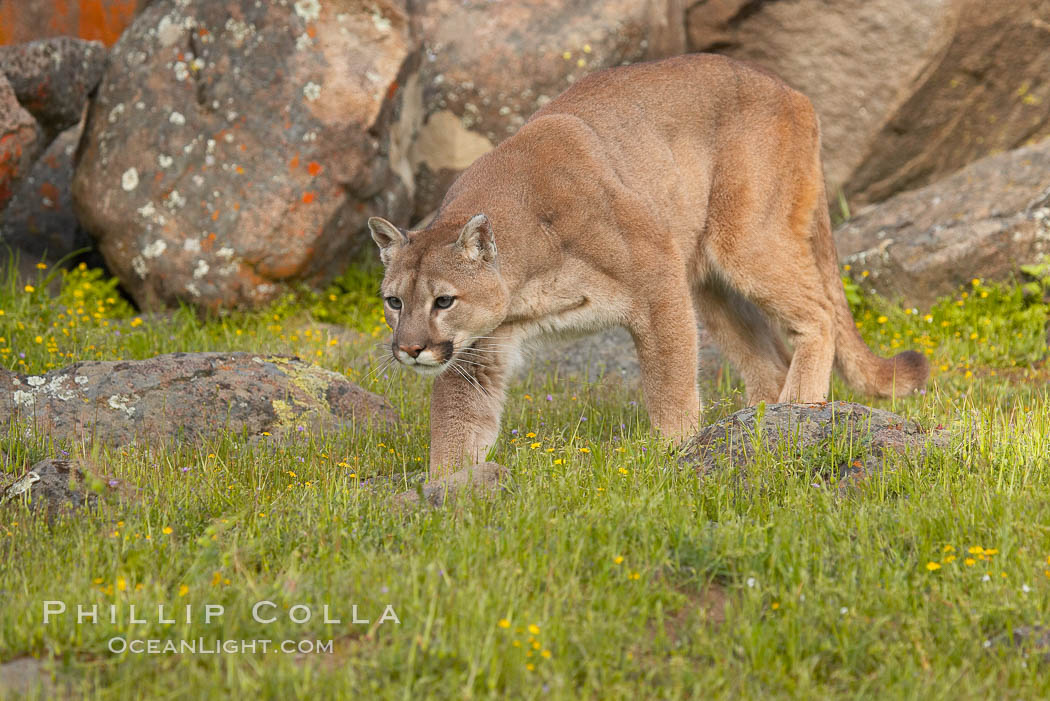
(368, 54, 929, 478)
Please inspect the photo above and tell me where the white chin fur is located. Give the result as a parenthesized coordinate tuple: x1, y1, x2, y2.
(408, 363, 446, 377)
(395, 354, 446, 376)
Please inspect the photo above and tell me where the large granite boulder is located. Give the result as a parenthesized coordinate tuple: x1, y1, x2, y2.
(835, 137, 1050, 308)
(0, 37, 108, 137)
(0, 352, 397, 446)
(844, 0, 1050, 205)
(686, 0, 1050, 208)
(73, 0, 419, 310)
(0, 120, 102, 268)
(685, 0, 960, 199)
(407, 0, 686, 218)
(0, 73, 43, 211)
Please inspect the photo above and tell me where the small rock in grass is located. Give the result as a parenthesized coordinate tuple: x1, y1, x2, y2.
(395, 461, 509, 508)
(679, 401, 949, 482)
(0, 458, 100, 515)
(0, 656, 68, 698)
(0, 37, 108, 136)
(990, 625, 1050, 663)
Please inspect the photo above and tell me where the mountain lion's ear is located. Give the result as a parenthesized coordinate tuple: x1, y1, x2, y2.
(368, 217, 408, 264)
(455, 213, 497, 263)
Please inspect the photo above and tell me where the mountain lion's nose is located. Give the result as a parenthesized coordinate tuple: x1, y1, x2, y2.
(399, 343, 425, 358)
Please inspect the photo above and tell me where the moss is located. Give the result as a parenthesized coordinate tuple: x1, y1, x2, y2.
(266, 356, 332, 410)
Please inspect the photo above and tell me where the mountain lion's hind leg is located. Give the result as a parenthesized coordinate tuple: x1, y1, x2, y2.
(627, 278, 702, 443)
(693, 278, 790, 405)
(711, 237, 835, 404)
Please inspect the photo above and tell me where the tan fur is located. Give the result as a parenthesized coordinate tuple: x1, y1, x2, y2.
(369, 54, 930, 477)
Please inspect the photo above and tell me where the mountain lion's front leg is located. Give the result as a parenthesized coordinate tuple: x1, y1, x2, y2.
(627, 281, 702, 444)
(428, 343, 512, 479)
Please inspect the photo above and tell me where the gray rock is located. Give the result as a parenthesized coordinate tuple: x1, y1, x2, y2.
(0, 458, 100, 514)
(0, 119, 104, 269)
(0, 37, 107, 136)
(0, 352, 397, 447)
(993, 625, 1050, 663)
(836, 137, 1050, 308)
(0, 657, 65, 698)
(0, 72, 42, 211)
(526, 326, 724, 388)
(679, 401, 949, 479)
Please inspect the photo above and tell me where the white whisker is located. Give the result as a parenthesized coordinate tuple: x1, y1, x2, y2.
(452, 359, 490, 397)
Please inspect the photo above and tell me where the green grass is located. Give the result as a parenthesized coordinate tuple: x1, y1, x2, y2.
(1, 259, 1049, 699)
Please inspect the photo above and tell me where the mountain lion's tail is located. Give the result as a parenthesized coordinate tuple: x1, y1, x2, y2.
(812, 189, 930, 398)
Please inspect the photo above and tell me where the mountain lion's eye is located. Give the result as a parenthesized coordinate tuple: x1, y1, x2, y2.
(434, 296, 455, 309)
(385, 297, 402, 310)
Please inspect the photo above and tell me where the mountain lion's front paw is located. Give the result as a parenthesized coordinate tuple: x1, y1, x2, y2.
(395, 461, 509, 508)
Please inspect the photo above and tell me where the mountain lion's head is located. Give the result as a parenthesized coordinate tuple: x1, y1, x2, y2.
(368, 213, 510, 376)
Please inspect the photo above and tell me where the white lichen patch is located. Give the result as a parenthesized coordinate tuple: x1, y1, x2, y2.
(193, 260, 210, 279)
(132, 255, 149, 279)
(294, 0, 321, 22)
(184, 238, 202, 253)
(137, 202, 166, 226)
(108, 103, 125, 124)
(371, 7, 391, 33)
(165, 190, 186, 210)
(185, 281, 201, 297)
(121, 167, 139, 192)
(44, 376, 75, 401)
(107, 394, 137, 418)
(217, 246, 234, 258)
(158, 154, 174, 168)
(296, 33, 313, 51)
(142, 239, 168, 259)
(13, 375, 79, 406)
(157, 15, 182, 47)
(74, 375, 89, 385)
(224, 17, 255, 46)
(303, 82, 322, 101)
(173, 61, 189, 81)
(169, 111, 186, 126)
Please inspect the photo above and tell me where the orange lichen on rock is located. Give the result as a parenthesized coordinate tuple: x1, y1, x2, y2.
(0, 0, 138, 47)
